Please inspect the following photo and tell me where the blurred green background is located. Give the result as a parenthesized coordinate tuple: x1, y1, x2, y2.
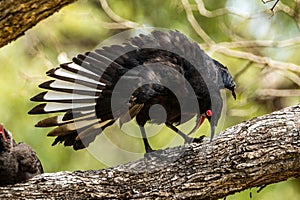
(0, 0, 299, 199)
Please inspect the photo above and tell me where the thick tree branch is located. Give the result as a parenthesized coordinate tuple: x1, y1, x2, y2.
(0, 105, 299, 199)
(0, 0, 77, 48)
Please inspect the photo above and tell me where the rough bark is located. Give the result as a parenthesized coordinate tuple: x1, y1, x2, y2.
(0, 0, 77, 48)
(0, 105, 299, 199)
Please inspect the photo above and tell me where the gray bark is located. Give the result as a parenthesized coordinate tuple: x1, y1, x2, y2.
(0, 0, 77, 48)
(0, 105, 299, 199)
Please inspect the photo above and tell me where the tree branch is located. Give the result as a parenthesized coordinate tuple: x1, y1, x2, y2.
(0, 105, 299, 199)
(0, 0, 77, 48)
(98, 0, 144, 29)
(181, 0, 214, 44)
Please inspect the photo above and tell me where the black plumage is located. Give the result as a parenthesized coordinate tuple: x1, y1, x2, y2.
(29, 30, 236, 153)
(0, 125, 43, 186)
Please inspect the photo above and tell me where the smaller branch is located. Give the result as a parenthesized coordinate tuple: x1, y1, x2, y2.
(209, 46, 300, 73)
(195, 0, 228, 17)
(194, 0, 250, 19)
(181, 0, 214, 44)
(99, 0, 144, 29)
(233, 61, 253, 81)
(276, 70, 300, 87)
(257, 89, 300, 97)
(100, 22, 135, 29)
(272, 0, 300, 29)
(276, 1, 295, 17)
(213, 37, 300, 49)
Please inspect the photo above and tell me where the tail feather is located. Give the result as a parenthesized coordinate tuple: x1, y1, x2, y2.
(47, 67, 100, 85)
(71, 56, 114, 83)
(50, 119, 114, 150)
(30, 91, 99, 103)
(80, 52, 123, 70)
(72, 56, 107, 79)
(46, 68, 104, 90)
(47, 118, 100, 137)
(47, 123, 78, 136)
(39, 80, 104, 94)
(74, 52, 122, 82)
(35, 113, 96, 127)
(52, 133, 77, 146)
(62, 62, 98, 76)
(75, 119, 114, 141)
(60, 63, 102, 83)
(28, 102, 96, 114)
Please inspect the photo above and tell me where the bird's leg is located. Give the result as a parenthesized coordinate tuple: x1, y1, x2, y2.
(187, 115, 206, 135)
(165, 122, 190, 142)
(165, 122, 204, 143)
(139, 126, 154, 153)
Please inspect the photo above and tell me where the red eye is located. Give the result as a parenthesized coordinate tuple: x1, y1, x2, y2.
(206, 110, 212, 116)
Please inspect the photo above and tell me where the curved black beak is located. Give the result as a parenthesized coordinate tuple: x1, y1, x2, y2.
(231, 87, 236, 100)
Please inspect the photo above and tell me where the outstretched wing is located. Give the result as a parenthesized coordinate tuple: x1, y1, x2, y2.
(29, 30, 234, 149)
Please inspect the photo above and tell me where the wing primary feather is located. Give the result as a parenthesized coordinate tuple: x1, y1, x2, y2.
(30, 91, 99, 103)
(39, 80, 105, 92)
(28, 103, 96, 114)
(75, 119, 114, 140)
(35, 113, 97, 127)
(46, 68, 105, 89)
(72, 56, 114, 83)
(47, 118, 100, 136)
(60, 63, 104, 83)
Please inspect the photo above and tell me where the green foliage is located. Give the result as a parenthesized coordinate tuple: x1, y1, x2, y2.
(0, 0, 299, 199)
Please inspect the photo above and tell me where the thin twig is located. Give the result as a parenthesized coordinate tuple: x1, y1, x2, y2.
(233, 61, 253, 81)
(262, 0, 280, 15)
(270, 0, 280, 12)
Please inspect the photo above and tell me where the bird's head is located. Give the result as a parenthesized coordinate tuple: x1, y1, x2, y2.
(213, 59, 236, 100)
(0, 124, 8, 142)
(0, 124, 13, 151)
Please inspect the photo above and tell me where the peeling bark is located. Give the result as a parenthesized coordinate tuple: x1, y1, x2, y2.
(0, 0, 77, 47)
(0, 105, 299, 199)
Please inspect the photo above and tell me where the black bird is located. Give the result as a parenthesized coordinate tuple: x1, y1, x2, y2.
(0, 125, 43, 186)
(29, 30, 236, 153)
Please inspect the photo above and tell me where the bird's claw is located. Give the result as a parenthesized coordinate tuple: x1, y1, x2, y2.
(184, 135, 205, 144)
(144, 149, 163, 159)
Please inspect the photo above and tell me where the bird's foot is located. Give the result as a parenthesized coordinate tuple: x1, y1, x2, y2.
(144, 149, 163, 159)
(184, 135, 205, 144)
